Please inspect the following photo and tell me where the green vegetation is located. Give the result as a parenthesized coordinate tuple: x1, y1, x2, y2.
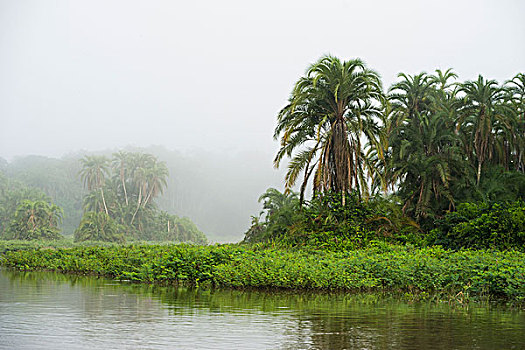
(1, 243, 524, 303)
(1, 155, 83, 235)
(75, 151, 207, 244)
(10, 200, 63, 240)
(0, 172, 63, 240)
(0, 152, 207, 244)
(274, 56, 383, 203)
(430, 201, 525, 250)
(75, 211, 125, 243)
(252, 56, 524, 249)
(1, 56, 524, 303)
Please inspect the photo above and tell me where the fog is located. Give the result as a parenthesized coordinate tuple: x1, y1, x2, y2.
(1, 0, 524, 241)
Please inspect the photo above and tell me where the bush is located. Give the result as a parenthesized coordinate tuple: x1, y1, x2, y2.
(2, 244, 524, 302)
(431, 201, 525, 250)
(75, 211, 125, 243)
(245, 190, 424, 249)
(139, 211, 207, 244)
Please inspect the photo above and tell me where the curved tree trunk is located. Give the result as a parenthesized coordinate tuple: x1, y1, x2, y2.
(100, 188, 108, 215)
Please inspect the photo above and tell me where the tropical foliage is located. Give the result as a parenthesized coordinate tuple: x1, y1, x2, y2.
(244, 189, 421, 248)
(430, 201, 525, 250)
(381, 70, 524, 221)
(274, 55, 383, 204)
(270, 56, 524, 248)
(10, 200, 63, 240)
(243, 188, 301, 243)
(76, 151, 206, 243)
(2, 155, 83, 235)
(0, 172, 63, 240)
(3, 244, 525, 302)
(75, 211, 124, 243)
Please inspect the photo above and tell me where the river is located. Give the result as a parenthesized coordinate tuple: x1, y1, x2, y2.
(0, 269, 524, 349)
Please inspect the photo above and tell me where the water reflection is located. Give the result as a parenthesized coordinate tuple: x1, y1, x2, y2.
(1, 269, 524, 349)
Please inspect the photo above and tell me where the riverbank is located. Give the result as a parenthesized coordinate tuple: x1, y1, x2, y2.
(1, 242, 524, 303)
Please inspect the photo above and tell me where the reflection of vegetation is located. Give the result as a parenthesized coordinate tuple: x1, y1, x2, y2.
(2, 269, 524, 350)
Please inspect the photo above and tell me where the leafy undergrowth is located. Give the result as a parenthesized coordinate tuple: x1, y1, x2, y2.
(1, 243, 524, 303)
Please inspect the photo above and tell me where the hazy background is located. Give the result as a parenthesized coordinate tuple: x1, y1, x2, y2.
(1, 0, 524, 241)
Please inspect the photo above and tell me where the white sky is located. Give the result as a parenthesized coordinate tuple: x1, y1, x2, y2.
(1, 0, 524, 160)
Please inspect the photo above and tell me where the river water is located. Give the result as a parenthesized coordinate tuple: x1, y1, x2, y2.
(0, 269, 524, 349)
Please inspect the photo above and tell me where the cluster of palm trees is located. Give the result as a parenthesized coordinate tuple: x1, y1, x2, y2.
(274, 56, 524, 222)
(0, 173, 62, 240)
(10, 200, 63, 240)
(77, 151, 169, 240)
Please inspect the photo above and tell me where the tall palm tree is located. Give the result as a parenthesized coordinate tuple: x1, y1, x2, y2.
(505, 73, 525, 173)
(457, 75, 514, 184)
(430, 68, 458, 92)
(386, 71, 464, 218)
(388, 112, 463, 218)
(274, 55, 383, 205)
(142, 161, 169, 208)
(79, 155, 110, 215)
(112, 151, 131, 205)
(129, 153, 158, 226)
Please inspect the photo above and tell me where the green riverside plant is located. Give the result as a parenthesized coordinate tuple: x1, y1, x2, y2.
(1, 243, 524, 303)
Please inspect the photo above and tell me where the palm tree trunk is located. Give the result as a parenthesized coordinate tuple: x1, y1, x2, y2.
(477, 160, 482, 185)
(130, 186, 142, 226)
(143, 186, 154, 208)
(121, 173, 129, 205)
(100, 188, 109, 215)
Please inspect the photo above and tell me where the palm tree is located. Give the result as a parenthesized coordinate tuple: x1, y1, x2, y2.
(386, 71, 464, 218)
(112, 151, 131, 205)
(389, 73, 433, 123)
(258, 188, 299, 219)
(274, 55, 383, 205)
(388, 112, 463, 218)
(430, 68, 458, 92)
(11, 199, 63, 240)
(142, 160, 169, 207)
(128, 153, 160, 226)
(79, 155, 110, 215)
(505, 73, 525, 173)
(75, 211, 124, 243)
(457, 75, 514, 184)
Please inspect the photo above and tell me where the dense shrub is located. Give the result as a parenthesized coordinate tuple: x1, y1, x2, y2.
(430, 201, 525, 250)
(75, 211, 125, 243)
(138, 211, 207, 244)
(245, 190, 421, 249)
(2, 244, 524, 302)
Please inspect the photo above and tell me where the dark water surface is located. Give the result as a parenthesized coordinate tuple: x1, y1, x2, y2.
(0, 269, 524, 349)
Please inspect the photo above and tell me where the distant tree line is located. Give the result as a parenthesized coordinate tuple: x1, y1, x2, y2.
(0, 152, 207, 244)
(76, 151, 207, 243)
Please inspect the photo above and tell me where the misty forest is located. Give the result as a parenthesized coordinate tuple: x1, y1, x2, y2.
(4, 0, 525, 346)
(2, 56, 525, 305)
